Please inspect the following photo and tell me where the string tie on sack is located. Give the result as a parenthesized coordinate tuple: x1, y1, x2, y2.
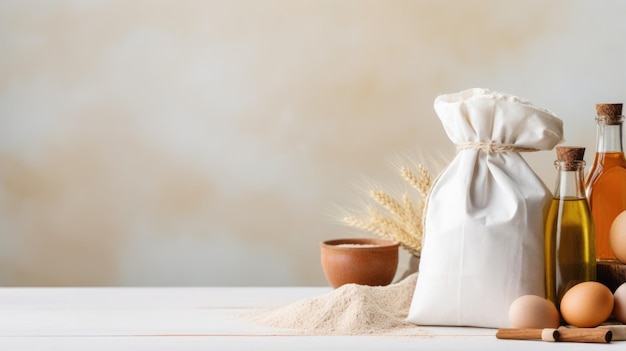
(456, 141, 540, 155)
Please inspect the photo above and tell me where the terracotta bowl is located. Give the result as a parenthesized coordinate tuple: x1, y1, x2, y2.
(320, 238, 400, 289)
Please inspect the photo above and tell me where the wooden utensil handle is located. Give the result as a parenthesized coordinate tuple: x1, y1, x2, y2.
(496, 328, 558, 342)
(558, 328, 612, 343)
(598, 325, 626, 341)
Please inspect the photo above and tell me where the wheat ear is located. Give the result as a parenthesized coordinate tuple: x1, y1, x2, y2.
(342, 215, 388, 238)
(368, 208, 421, 255)
(369, 190, 409, 223)
(401, 165, 430, 198)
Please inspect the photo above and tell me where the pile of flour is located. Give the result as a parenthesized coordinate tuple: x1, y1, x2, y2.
(245, 273, 419, 335)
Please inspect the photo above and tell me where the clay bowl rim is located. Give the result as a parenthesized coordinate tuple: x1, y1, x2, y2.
(320, 238, 399, 252)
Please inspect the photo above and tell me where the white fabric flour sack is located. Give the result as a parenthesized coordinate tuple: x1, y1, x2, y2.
(407, 88, 563, 328)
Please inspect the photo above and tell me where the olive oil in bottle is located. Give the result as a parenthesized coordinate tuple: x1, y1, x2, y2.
(545, 147, 596, 308)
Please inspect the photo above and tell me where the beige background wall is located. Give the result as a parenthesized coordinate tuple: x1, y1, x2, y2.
(1, 0, 625, 286)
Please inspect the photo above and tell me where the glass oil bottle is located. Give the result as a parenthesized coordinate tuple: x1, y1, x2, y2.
(585, 103, 626, 262)
(545, 146, 596, 308)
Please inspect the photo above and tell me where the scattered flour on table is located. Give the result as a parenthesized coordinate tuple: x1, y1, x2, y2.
(244, 273, 421, 335)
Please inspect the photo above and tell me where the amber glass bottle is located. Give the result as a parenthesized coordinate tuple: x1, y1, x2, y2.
(545, 147, 596, 308)
(585, 103, 626, 262)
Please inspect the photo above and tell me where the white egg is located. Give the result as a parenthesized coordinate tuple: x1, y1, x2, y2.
(508, 295, 560, 329)
(609, 210, 626, 263)
(614, 283, 626, 324)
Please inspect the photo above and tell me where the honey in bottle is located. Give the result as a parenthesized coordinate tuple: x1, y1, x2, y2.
(584, 103, 626, 262)
(545, 147, 596, 308)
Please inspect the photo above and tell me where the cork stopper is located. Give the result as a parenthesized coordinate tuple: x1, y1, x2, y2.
(556, 146, 585, 171)
(596, 103, 623, 125)
(557, 146, 585, 162)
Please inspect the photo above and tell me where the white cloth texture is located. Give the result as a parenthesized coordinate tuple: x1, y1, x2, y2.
(407, 88, 563, 328)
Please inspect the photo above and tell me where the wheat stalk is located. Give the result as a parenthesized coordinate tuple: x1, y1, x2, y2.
(369, 208, 422, 255)
(403, 194, 421, 235)
(340, 162, 432, 255)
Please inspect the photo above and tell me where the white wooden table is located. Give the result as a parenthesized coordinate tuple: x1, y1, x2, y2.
(0, 287, 619, 350)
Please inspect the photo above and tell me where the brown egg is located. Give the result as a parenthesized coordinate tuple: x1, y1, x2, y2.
(508, 295, 560, 329)
(610, 210, 626, 263)
(560, 282, 614, 327)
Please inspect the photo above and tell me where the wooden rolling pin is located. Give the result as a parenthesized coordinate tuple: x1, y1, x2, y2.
(496, 328, 612, 343)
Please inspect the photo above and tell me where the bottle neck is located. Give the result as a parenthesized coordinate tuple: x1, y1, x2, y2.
(554, 161, 586, 199)
(596, 122, 624, 153)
